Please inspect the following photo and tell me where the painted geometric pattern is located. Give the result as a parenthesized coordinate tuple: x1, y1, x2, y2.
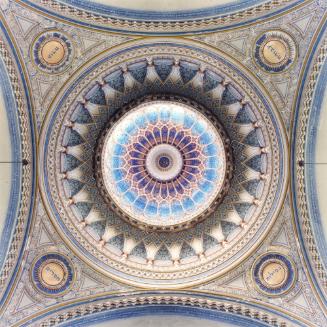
(50, 54, 276, 272)
(99, 102, 226, 227)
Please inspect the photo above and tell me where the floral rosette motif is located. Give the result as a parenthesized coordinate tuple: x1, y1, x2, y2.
(96, 100, 232, 231)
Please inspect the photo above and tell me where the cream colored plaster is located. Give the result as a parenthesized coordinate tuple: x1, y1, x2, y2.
(315, 86, 327, 242)
(0, 88, 12, 237)
(87, 0, 235, 11)
(91, 315, 236, 327)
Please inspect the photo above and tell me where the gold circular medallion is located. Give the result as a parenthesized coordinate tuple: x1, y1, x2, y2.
(254, 30, 296, 73)
(40, 261, 66, 287)
(262, 40, 287, 65)
(261, 261, 287, 287)
(31, 253, 74, 295)
(32, 31, 74, 74)
(40, 40, 65, 65)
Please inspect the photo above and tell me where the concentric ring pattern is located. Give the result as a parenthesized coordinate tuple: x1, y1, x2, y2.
(40, 44, 287, 287)
(96, 100, 231, 231)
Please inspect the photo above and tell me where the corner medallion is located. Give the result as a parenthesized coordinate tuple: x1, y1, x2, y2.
(252, 252, 296, 296)
(254, 30, 297, 73)
(31, 253, 74, 296)
(32, 31, 74, 74)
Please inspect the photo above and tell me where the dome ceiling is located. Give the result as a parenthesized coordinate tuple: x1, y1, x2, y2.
(0, 0, 326, 326)
(39, 46, 287, 287)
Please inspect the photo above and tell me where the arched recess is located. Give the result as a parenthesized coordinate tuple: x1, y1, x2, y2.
(20, 0, 306, 35)
(19, 293, 307, 326)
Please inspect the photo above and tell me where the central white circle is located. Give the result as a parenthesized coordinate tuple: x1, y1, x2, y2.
(145, 144, 183, 181)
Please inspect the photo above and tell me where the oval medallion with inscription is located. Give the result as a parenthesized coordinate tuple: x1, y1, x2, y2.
(252, 253, 296, 296)
(254, 31, 296, 73)
(261, 261, 288, 288)
(32, 31, 74, 74)
(41, 40, 66, 65)
(40, 261, 66, 287)
(262, 40, 287, 65)
(31, 253, 74, 296)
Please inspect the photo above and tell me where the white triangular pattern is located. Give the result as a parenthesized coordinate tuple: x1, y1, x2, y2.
(292, 291, 312, 311)
(82, 37, 103, 53)
(272, 227, 290, 247)
(292, 14, 314, 35)
(37, 79, 53, 100)
(80, 274, 103, 290)
(14, 14, 37, 36)
(228, 37, 247, 54)
(38, 225, 53, 246)
(225, 274, 247, 290)
(274, 80, 290, 100)
(14, 290, 35, 312)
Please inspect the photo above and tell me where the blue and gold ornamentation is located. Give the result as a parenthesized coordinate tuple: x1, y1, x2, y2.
(96, 98, 232, 232)
(31, 253, 74, 296)
(41, 48, 286, 285)
(252, 253, 296, 296)
(32, 31, 74, 74)
(254, 30, 296, 73)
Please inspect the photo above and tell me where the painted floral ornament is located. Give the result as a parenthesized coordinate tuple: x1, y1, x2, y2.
(96, 98, 232, 232)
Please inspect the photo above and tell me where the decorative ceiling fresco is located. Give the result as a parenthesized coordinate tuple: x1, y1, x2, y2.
(0, 0, 326, 326)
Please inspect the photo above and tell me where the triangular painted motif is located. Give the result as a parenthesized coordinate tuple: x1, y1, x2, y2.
(80, 274, 103, 290)
(225, 274, 247, 290)
(292, 14, 314, 36)
(82, 37, 104, 53)
(14, 14, 38, 36)
(274, 79, 290, 101)
(36, 79, 53, 102)
(228, 37, 247, 54)
(37, 224, 54, 246)
(292, 290, 312, 312)
(14, 289, 35, 312)
(272, 227, 290, 247)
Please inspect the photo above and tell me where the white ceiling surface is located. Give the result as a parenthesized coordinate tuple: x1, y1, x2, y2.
(85, 0, 235, 11)
(315, 86, 327, 242)
(0, 88, 12, 238)
(90, 315, 237, 327)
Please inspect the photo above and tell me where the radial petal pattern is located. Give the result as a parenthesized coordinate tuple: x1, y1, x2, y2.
(96, 101, 231, 231)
